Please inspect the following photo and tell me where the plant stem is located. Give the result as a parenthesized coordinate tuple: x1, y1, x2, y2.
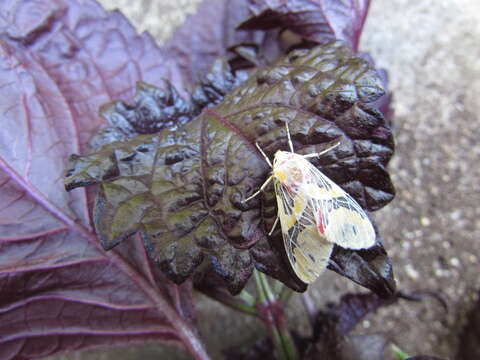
(391, 344, 410, 360)
(279, 284, 294, 304)
(301, 292, 317, 329)
(199, 287, 257, 315)
(254, 270, 300, 360)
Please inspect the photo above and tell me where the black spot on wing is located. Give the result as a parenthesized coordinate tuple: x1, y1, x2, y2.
(286, 224, 301, 266)
(275, 182, 294, 216)
(352, 225, 357, 235)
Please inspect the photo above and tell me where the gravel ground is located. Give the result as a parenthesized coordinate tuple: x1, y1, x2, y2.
(51, 0, 480, 359)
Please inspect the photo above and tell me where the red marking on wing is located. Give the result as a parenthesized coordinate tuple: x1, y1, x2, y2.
(285, 183, 299, 194)
(317, 210, 325, 234)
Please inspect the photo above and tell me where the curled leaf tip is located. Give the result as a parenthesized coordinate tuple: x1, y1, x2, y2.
(329, 243, 396, 298)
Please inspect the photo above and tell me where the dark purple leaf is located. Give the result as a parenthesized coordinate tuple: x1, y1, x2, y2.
(0, 0, 210, 358)
(90, 58, 250, 152)
(239, 0, 371, 52)
(65, 41, 394, 293)
(359, 52, 394, 124)
(91, 80, 196, 150)
(305, 291, 438, 360)
(371, 69, 393, 125)
(162, 0, 265, 86)
(192, 59, 250, 113)
(315, 292, 399, 338)
(328, 242, 396, 298)
(0, 0, 187, 151)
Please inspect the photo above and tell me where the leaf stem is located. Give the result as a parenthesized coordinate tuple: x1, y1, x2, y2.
(391, 344, 410, 360)
(279, 284, 294, 304)
(254, 270, 300, 360)
(301, 292, 317, 329)
(199, 287, 257, 315)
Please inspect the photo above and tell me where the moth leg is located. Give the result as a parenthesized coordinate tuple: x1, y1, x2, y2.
(268, 216, 279, 236)
(303, 141, 341, 159)
(285, 121, 295, 152)
(255, 142, 272, 168)
(243, 175, 273, 203)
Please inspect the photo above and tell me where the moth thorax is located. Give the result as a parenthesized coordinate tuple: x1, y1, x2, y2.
(273, 164, 304, 187)
(272, 151, 304, 184)
(288, 166, 303, 183)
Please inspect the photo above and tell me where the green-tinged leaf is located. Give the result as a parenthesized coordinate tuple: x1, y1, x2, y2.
(65, 41, 394, 293)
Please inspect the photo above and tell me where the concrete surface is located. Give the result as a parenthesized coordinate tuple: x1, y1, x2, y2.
(50, 0, 480, 359)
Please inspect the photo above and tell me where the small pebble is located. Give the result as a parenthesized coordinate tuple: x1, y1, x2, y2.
(405, 264, 419, 280)
(450, 258, 460, 267)
(420, 216, 431, 227)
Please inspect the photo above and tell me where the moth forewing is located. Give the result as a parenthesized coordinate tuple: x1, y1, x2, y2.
(275, 187, 332, 284)
(290, 226, 333, 283)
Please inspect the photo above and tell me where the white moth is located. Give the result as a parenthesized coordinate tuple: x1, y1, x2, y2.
(243, 123, 376, 283)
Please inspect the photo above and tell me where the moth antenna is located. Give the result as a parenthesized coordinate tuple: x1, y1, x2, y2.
(255, 142, 273, 168)
(303, 141, 341, 159)
(285, 122, 295, 152)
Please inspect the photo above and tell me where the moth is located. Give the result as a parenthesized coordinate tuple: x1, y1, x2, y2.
(243, 122, 376, 283)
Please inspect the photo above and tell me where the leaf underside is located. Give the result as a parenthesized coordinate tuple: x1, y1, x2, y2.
(0, 0, 203, 357)
(239, 0, 371, 52)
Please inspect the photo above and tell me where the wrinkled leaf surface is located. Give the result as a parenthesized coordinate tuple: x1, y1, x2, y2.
(66, 41, 395, 293)
(240, 0, 371, 51)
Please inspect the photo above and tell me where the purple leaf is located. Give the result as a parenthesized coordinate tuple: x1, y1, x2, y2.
(239, 0, 371, 52)
(315, 292, 399, 337)
(162, 0, 264, 86)
(328, 242, 396, 298)
(0, 0, 209, 358)
(0, 0, 187, 150)
(359, 52, 393, 124)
